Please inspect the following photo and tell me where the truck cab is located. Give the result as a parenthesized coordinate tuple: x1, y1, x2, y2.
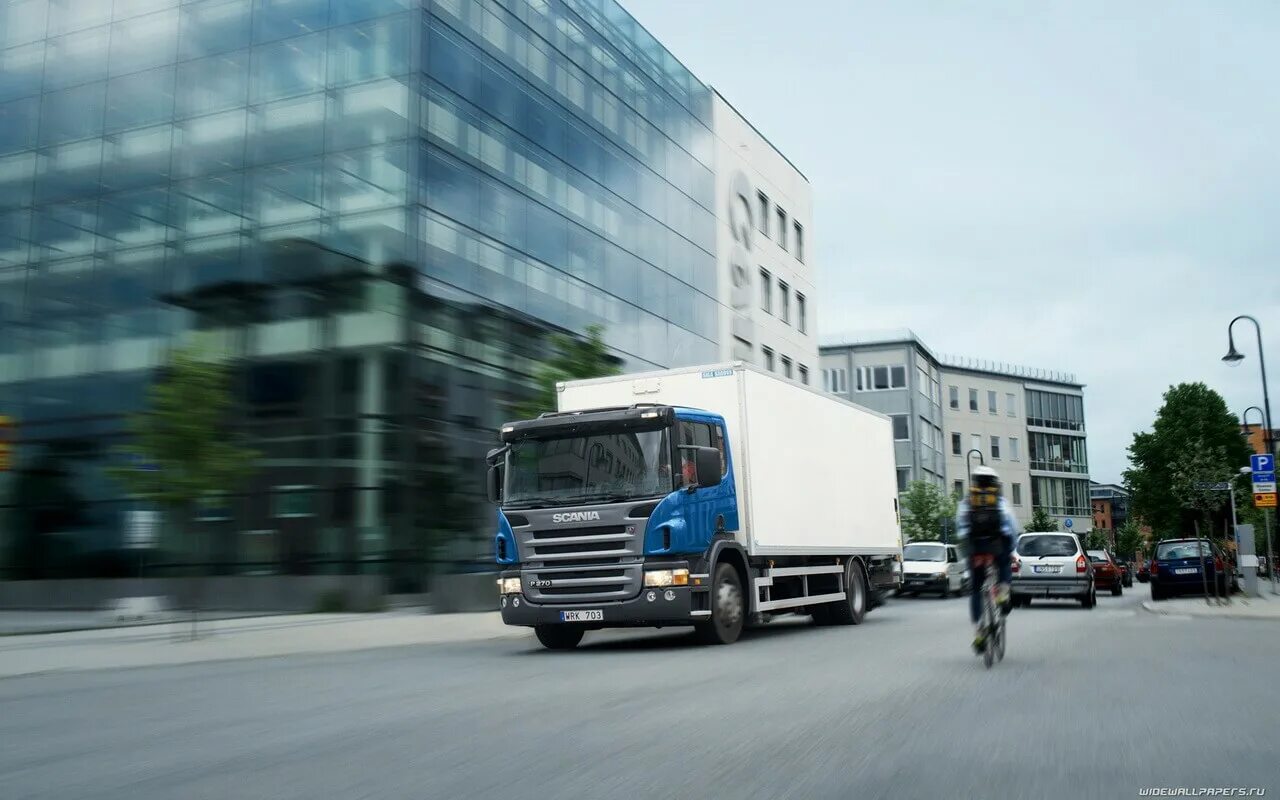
(489, 404, 732, 647)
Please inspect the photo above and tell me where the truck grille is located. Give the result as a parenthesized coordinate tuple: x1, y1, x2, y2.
(509, 507, 645, 604)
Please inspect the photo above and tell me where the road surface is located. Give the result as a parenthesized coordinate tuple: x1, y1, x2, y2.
(1, 590, 1275, 799)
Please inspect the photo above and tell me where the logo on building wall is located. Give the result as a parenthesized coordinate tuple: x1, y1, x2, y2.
(726, 171, 755, 361)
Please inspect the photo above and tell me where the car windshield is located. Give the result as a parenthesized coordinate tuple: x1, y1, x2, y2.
(1017, 535, 1078, 557)
(903, 544, 946, 562)
(1157, 541, 1212, 560)
(1087, 551, 1109, 563)
(504, 428, 673, 508)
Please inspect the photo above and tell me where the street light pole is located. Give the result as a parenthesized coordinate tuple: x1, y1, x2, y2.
(1224, 315, 1276, 462)
(966, 448, 985, 486)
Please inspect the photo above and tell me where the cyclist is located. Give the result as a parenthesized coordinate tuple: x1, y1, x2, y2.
(955, 465, 1020, 651)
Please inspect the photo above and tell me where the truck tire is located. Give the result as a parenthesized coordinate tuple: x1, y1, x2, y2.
(534, 625, 584, 650)
(696, 563, 745, 645)
(826, 559, 867, 625)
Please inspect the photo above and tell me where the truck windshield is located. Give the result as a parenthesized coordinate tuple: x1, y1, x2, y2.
(504, 428, 673, 508)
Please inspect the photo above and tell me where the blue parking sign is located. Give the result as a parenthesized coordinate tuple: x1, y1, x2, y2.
(1252, 454, 1275, 474)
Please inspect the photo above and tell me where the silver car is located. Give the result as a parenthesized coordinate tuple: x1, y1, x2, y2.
(1011, 532, 1096, 609)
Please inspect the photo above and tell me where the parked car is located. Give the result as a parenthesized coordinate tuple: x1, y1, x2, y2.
(899, 542, 969, 597)
(1149, 539, 1230, 601)
(1011, 532, 1096, 609)
(1117, 560, 1133, 587)
(1088, 550, 1123, 596)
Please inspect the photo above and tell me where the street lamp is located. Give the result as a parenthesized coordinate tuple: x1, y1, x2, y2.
(1223, 315, 1275, 461)
(966, 448, 985, 485)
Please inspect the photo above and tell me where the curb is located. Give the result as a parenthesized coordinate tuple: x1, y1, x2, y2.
(1141, 599, 1280, 621)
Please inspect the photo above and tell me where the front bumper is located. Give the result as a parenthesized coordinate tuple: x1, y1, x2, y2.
(497, 563, 701, 628)
(901, 573, 948, 591)
(1012, 576, 1091, 598)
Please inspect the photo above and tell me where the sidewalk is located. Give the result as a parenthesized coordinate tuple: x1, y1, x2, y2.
(0, 611, 526, 680)
(1142, 590, 1280, 620)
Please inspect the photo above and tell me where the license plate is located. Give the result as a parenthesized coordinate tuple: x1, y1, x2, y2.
(1033, 565, 1061, 574)
(1175, 568, 1198, 575)
(560, 610, 602, 622)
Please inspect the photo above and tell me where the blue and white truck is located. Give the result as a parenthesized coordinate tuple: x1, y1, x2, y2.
(487, 362, 903, 649)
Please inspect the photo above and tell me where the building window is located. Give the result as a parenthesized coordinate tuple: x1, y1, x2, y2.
(797, 293, 807, 334)
(897, 467, 910, 493)
(794, 221, 804, 262)
(1031, 476, 1092, 516)
(759, 268, 772, 313)
(971, 433, 981, 454)
(949, 385, 959, 409)
(825, 367, 847, 393)
(779, 281, 790, 324)
(777, 207, 788, 250)
(272, 486, 315, 518)
(1012, 483, 1023, 506)
(1029, 432, 1089, 473)
(799, 365, 809, 385)
(1010, 436, 1020, 461)
(757, 191, 769, 237)
(951, 432, 961, 456)
(954, 480, 965, 498)
(991, 436, 1001, 459)
(873, 366, 890, 390)
(762, 347, 775, 372)
(781, 355, 793, 379)
(1006, 393, 1017, 417)
(988, 390, 997, 414)
(892, 415, 909, 441)
(969, 388, 978, 412)
(1027, 390, 1085, 431)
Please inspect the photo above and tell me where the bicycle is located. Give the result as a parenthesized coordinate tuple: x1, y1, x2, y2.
(972, 553, 1006, 668)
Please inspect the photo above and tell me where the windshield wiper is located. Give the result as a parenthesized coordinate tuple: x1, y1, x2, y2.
(504, 495, 580, 509)
(575, 490, 653, 504)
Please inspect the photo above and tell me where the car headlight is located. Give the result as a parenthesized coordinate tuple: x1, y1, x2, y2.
(644, 568, 689, 588)
(497, 577, 522, 594)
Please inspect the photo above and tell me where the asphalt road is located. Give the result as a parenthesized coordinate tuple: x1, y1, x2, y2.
(2, 589, 1276, 800)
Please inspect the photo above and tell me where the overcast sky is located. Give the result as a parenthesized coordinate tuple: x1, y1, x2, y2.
(628, 0, 1280, 483)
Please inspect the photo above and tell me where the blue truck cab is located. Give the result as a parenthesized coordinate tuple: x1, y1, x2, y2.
(488, 404, 744, 648)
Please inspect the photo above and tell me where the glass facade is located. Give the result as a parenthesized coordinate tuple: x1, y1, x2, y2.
(0, 0, 720, 585)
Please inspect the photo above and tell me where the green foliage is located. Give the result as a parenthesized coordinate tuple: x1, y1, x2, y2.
(513, 325, 621, 421)
(1114, 521, 1144, 560)
(108, 345, 259, 513)
(1026, 507, 1059, 532)
(900, 480, 957, 543)
(1085, 530, 1109, 551)
(1125, 383, 1251, 538)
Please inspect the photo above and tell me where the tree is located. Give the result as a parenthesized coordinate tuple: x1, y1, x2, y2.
(1085, 530, 1109, 551)
(1114, 521, 1143, 560)
(1026, 507, 1058, 532)
(109, 345, 259, 638)
(1125, 382, 1251, 539)
(900, 480, 957, 543)
(513, 325, 621, 420)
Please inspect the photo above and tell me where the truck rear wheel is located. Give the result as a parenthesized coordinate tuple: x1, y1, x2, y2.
(696, 563, 745, 645)
(826, 559, 867, 625)
(534, 625, 584, 650)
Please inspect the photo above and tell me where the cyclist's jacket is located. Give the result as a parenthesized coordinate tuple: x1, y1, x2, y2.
(955, 497, 1020, 556)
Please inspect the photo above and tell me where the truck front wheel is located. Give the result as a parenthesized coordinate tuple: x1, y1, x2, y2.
(534, 625, 584, 650)
(696, 563, 745, 645)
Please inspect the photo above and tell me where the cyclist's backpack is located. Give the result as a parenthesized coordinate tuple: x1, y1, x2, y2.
(967, 485, 1003, 553)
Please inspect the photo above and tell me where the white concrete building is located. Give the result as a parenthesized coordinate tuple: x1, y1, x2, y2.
(711, 90, 817, 385)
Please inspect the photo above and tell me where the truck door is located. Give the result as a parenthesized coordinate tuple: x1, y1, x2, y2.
(675, 416, 738, 551)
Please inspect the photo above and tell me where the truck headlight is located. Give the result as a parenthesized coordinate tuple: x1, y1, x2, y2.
(644, 568, 689, 588)
(497, 577, 522, 594)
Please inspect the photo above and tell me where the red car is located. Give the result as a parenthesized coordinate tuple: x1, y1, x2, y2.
(1087, 550, 1124, 596)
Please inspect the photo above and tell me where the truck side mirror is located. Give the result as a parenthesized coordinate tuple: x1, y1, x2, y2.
(694, 446, 722, 489)
(486, 465, 503, 504)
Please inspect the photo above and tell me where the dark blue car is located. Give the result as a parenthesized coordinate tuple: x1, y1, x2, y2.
(1149, 539, 1228, 600)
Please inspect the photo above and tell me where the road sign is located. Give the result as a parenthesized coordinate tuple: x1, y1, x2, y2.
(1253, 470, 1277, 484)
(1250, 467, 1275, 495)
(1254, 482, 1278, 494)
(1256, 493, 1278, 509)
(1194, 481, 1231, 491)
(1064, 518, 1073, 529)
(1252, 454, 1275, 474)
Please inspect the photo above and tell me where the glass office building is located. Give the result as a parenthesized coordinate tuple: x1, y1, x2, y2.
(0, 0, 720, 589)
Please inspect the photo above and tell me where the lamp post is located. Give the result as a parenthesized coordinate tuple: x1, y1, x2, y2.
(1243, 407, 1277, 595)
(966, 448, 985, 486)
(1223, 316, 1275, 461)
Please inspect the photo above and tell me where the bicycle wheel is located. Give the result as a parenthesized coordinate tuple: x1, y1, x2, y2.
(994, 618, 1005, 662)
(982, 592, 996, 669)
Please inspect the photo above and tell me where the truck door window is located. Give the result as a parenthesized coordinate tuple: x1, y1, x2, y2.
(710, 423, 728, 475)
(677, 421, 714, 487)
